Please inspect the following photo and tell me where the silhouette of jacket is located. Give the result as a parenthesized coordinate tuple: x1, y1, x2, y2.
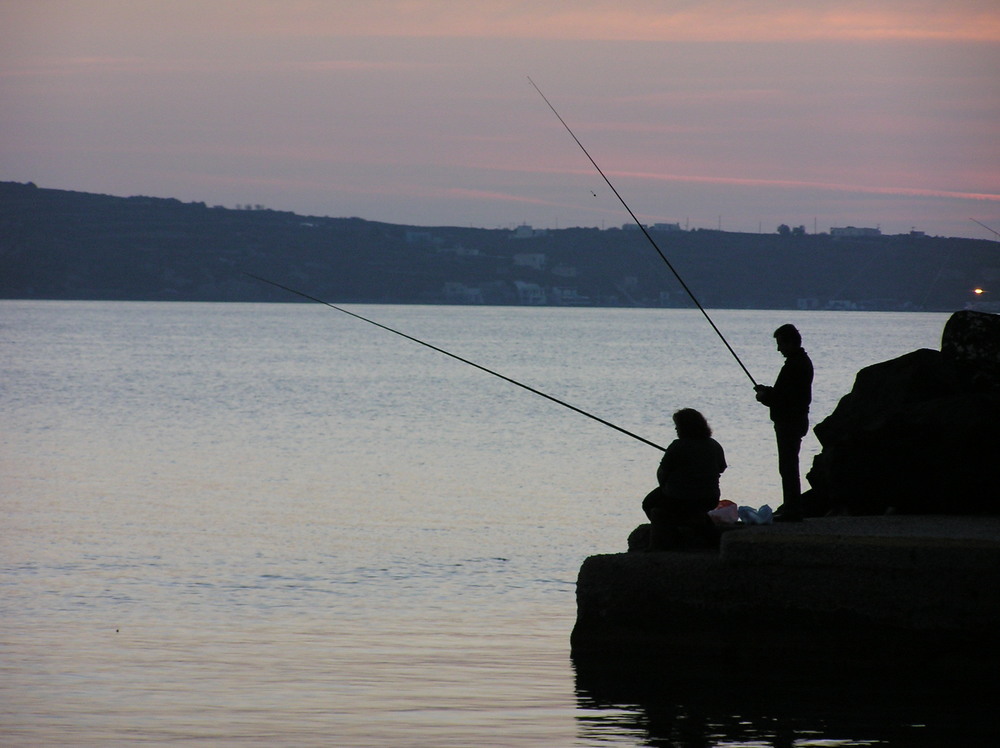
(756, 347, 813, 431)
(656, 436, 727, 509)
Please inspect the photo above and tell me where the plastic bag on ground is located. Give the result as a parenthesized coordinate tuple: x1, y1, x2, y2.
(738, 504, 774, 525)
(708, 499, 739, 525)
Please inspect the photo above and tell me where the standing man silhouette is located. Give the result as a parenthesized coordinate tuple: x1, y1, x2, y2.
(754, 324, 813, 521)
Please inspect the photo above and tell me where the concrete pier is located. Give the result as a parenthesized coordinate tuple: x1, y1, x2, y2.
(571, 516, 1000, 671)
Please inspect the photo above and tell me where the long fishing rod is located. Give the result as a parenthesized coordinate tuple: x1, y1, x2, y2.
(970, 218, 1000, 241)
(245, 273, 668, 452)
(528, 76, 758, 387)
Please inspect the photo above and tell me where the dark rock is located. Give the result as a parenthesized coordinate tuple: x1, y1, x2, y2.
(941, 309, 1000, 391)
(626, 523, 651, 552)
(806, 311, 1000, 515)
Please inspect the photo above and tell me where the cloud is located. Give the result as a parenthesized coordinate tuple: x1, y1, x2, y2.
(252, 1, 1000, 43)
(14, 1, 991, 44)
(601, 169, 1000, 203)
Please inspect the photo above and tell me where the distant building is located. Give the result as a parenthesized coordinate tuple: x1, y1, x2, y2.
(438, 245, 481, 257)
(831, 226, 881, 238)
(826, 299, 861, 310)
(442, 282, 484, 304)
(511, 224, 548, 239)
(551, 287, 589, 305)
(513, 281, 547, 305)
(513, 253, 546, 271)
(652, 222, 682, 232)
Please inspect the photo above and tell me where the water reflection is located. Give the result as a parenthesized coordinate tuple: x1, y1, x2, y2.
(573, 646, 995, 747)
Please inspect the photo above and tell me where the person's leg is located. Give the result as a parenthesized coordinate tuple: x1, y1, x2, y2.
(641, 487, 661, 521)
(642, 487, 673, 549)
(647, 509, 680, 550)
(775, 425, 802, 509)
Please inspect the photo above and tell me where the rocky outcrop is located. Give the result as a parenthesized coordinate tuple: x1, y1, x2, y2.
(803, 310, 1000, 516)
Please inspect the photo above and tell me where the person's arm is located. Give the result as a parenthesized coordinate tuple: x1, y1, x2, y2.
(656, 440, 680, 485)
(767, 356, 811, 411)
(754, 384, 774, 406)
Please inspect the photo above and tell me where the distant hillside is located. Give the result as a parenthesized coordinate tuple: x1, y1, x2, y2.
(1, 181, 997, 311)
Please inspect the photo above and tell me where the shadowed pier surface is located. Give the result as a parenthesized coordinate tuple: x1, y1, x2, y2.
(572, 516, 1000, 666)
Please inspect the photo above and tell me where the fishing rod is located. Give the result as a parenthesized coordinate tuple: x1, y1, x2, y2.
(528, 76, 758, 387)
(970, 218, 1000, 241)
(245, 273, 668, 452)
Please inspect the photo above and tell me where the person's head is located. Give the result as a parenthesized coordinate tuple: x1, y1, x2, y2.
(773, 323, 802, 356)
(673, 408, 712, 439)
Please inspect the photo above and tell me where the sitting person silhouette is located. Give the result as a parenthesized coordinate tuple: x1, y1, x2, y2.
(641, 408, 727, 550)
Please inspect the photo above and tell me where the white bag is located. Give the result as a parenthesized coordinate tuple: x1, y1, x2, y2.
(708, 500, 739, 525)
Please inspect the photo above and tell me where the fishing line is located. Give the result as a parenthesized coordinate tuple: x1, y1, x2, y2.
(245, 273, 668, 452)
(528, 76, 758, 387)
(970, 218, 999, 240)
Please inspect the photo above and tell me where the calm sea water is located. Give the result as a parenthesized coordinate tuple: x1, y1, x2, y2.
(1, 301, 961, 746)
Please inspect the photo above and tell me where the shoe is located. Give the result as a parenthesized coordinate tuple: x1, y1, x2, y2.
(772, 506, 803, 523)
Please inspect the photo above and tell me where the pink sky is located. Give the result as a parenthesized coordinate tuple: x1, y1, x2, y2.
(2, 0, 998, 238)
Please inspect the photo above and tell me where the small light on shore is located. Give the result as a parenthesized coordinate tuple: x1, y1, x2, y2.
(973, 288, 985, 295)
